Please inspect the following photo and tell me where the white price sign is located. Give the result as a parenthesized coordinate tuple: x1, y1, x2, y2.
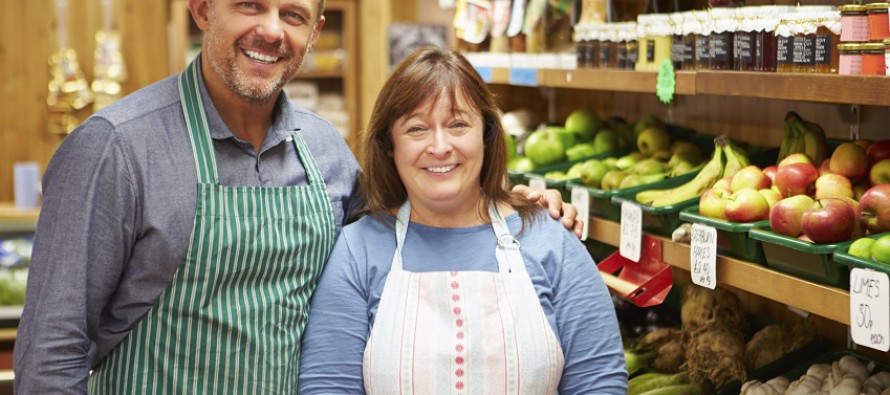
(850, 268, 890, 352)
(690, 223, 717, 290)
(571, 186, 590, 241)
(620, 202, 642, 262)
(528, 176, 546, 192)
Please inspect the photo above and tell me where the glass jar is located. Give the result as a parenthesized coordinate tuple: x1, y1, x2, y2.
(670, 12, 685, 70)
(867, 3, 890, 42)
(814, 11, 841, 74)
(586, 25, 601, 68)
(635, 15, 672, 71)
(792, 14, 817, 73)
(755, 6, 795, 72)
(861, 42, 886, 75)
(775, 15, 796, 73)
(574, 25, 588, 68)
(709, 8, 738, 70)
(884, 37, 890, 75)
(838, 42, 863, 75)
(734, 7, 756, 70)
(681, 11, 698, 70)
(607, 26, 620, 69)
(625, 23, 639, 70)
(839, 5, 869, 43)
(598, 26, 611, 68)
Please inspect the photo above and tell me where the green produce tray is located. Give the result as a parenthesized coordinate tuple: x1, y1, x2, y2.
(609, 175, 705, 237)
(509, 146, 633, 188)
(566, 171, 700, 222)
(749, 225, 855, 289)
(833, 232, 890, 274)
(679, 205, 769, 264)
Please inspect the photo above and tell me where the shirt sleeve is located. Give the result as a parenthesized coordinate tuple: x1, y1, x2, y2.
(14, 117, 137, 394)
(553, 228, 628, 394)
(299, 229, 369, 394)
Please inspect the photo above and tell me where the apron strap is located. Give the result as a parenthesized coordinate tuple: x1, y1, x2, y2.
(391, 201, 525, 274)
(178, 57, 219, 184)
(290, 131, 326, 187)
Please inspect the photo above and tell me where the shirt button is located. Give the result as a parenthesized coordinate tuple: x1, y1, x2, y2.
(286, 136, 293, 142)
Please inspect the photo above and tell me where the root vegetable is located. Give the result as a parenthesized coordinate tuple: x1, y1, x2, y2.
(786, 374, 823, 395)
(681, 286, 744, 329)
(683, 326, 746, 388)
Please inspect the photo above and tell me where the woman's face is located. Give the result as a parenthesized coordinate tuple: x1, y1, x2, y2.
(391, 89, 485, 216)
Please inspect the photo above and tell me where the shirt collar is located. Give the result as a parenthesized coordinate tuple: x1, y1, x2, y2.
(193, 54, 300, 148)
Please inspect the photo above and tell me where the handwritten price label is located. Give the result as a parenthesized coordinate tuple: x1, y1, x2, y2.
(690, 223, 717, 289)
(620, 202, 642, 262)
(850, 268, 890, 352)
(528, 176, 546, 192)
(571, 186, 590, 241)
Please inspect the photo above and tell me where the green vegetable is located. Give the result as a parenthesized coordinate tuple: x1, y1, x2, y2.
(624, 350, 654, 376)
(629, 372, 689, 395)
(637, 383, 702, 395)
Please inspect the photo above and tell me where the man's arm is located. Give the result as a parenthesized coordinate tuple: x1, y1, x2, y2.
(15, 118, 136, 394)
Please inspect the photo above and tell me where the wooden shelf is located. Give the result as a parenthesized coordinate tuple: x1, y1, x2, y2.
(481, 66, 890, 106)
(588, 216, 851, 325)
(0, 204, 38, 233)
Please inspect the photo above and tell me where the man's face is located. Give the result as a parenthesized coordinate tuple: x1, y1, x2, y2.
(201, 0, 324, 105)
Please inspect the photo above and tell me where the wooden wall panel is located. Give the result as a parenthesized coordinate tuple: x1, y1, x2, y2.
(0, 0, 169, 203)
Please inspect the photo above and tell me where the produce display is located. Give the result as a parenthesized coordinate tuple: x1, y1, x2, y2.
(740, 354, 890, 395)
(847, 233, 890, 265)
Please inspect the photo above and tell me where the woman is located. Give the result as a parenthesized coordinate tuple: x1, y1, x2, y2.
(299, 47, 627, 394)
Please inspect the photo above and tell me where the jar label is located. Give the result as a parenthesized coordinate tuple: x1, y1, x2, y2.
(841, 15, 869, 42)
(840, 54, 863, 75)
(617, 45, 628, 69)
(647, 40, 655, 63)
(777, 36, 794, 64)
(683, 40, 695, 63)
(710, 33, 732, 62)
(815, 34, 833, 65)
(671, 37, 684, 68)
(599, 44, 610, 66)
(586, 43, 599, 66)
(793, 36, 816, 66)
(628, 43, 639, 68)
(734, 34, 755, 66)
(696, 35, 711, 61)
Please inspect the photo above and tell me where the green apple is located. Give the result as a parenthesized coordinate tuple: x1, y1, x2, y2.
(507, 157, 536, 172)
(593, 130, 620, 153)
(546, 126, 576, 150)
(506, 134, 517, 159)
(567, 162, 585, 179)
(566, 143, 597, 161)
(524, 130, 566, 166)
(671, 141, 703, 163)
(670, 161, 702, 177)
(544, 171, 569, 181)
(848, 238, 876, 260)
(634, 115, 665, 137)
(579, 160, 609, 188)
(602, 157, 619, 170)
(637, 126, 671, 157)
(616, 153, 643, 170)
(871, 235, 890, 264)
(631, 159, 669, 176)
(564, 110, 600, 143)
(601, 170, 629, 191)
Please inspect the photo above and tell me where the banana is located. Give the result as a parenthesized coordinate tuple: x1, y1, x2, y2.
(778, 112, 808, 163)
(636, 145, 725, 207)
(721, 141, 749, 179)
(800, 119, 828, 164)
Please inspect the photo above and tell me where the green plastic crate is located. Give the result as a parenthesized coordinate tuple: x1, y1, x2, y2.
(833, 232, 890, 274)
(749, 225, 855, 289)
(679, 205, 769, 264)
(566, 171, 700, 222)
(609, 175, 705, 237)
(509, 146, 633, 189)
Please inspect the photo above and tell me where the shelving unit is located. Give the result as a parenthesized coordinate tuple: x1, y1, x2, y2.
(0, 204, 39, 233)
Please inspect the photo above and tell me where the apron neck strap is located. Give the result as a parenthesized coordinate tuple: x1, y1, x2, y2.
(178, 58, 219, 184)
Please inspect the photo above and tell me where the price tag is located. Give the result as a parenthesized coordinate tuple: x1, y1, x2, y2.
(571, 186, 590, 241)
(509, 68, 538, 86)
(475, 66, 493, 83)
(620, 202, 642, 262)
(528, 176, 546, 192)
(656, 59, 676, 104)
(690, 223, 717, 290)
(850, 268, 890, 352)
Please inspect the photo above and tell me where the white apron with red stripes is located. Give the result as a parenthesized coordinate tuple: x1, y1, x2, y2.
(363, 201, 565, 395)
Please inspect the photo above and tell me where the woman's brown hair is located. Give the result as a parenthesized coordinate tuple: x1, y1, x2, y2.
(360, 46, 541, 227)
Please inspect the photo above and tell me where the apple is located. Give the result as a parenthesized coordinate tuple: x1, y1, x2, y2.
(871, 158, 890, 186)
(759, 188, 782, 209)
(763, 165, 778, 183)
(814, 173, 854, 200)
(770, 195, 815, 237)
(713, 176, 733, 191)
(799, 234, 814, 243)
(873, 235, 890, 264)
(593, 129, 620, 153)
(854, 183, 869, 200)
(829, 142, 869, 182)
(802, 198, 858, 244)
(775, 162, 819, 197)
(578, 159, 610, 188)
(867, 140, 890, 166)
(848, 238, 876, 259)
(601, 170, 629, 191)
(731, 165, 772, 192)
(524, 129, 566, 166)
(859, 184, 890, 234)
(636, 126, 670, 157)
(699, 187, 732, 220)
(855, 139, 874, 151)
(819, 159, 831, 176)
(564, 109, 600, 143)
(778, 153, 814, 168)
(725, 189, 771, 223)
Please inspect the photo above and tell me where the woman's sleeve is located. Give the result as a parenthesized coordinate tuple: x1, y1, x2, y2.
(553, 228, 628, 394)
(299, 230, 370, 394)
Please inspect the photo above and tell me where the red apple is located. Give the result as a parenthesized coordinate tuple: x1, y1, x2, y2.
(871, 158, 890, 186)
(855, 139, 873, 151)
(725, 189, 771, 223)
(775, 162, 819, 198)
(829, 143, 869, 182)
(859, 184, 890, 234)
(763, 165, 778, 183)
(814, 173, 854, 200)
(819, 159, 831, 176)
(801, 198, 858, 244)
(854, 183, 869, 200)
(867, 140, 890, 166)
(778, 153, 814, 168)
(770, 195, 816, 237)
(759, 188, 782, 209)
(713, 176, 733, 192)
(731, 165, 772, 192)
(699, 187, 732, 220)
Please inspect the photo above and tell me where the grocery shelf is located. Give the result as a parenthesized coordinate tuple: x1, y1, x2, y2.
(481, 66, 890, 106)
(588, 216, 851, 325)
(0, 203, 38, 233)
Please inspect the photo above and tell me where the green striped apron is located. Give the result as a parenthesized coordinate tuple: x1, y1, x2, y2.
(87, 59, 337, 394)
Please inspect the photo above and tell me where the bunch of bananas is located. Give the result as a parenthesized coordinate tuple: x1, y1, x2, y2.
(777, 112, 827, 165)
(635, 137, 750, 207)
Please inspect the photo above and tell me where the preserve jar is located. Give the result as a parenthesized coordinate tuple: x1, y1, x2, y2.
(635, 14, 672, 71)
(681, 11, 698, 70)
(598, 25, 612, 68)
(617, 26, 629, 69)
(574, 25, 589, 68)
(814, 11, 841, 74)
(670, 12, 685, 70)
(709, 8, 739, 70)
(755, 6, 796, 72)
(694, 10, 713, 69)
(791, 13, 817, 73)
(775, 14, 797, 73)
(867, 3, 890, 42)
(734, 7, 757, 70)
(838, 42, 863, 75)
(839, 5, 869, 42)
(861, 42, 886, 75)
(625, 23, 640, 69)
(586, 25, 601, 68)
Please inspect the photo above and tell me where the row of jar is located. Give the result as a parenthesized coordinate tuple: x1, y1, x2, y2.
(573, 5, 864, 74)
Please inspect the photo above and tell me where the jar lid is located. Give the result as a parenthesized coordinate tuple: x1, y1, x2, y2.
(862, 42, 885, 50)
(865, 3, 890, 11)
(884, 37, 890, 45)
(838, 42, 865, 51)
(838, 5, 867, 13)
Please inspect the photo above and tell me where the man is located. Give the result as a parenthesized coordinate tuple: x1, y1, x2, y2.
(14, 0, 577, 393)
